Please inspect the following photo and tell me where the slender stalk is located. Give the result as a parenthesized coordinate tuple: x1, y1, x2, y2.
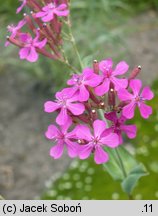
(114, 148, 134, 200)
(115, 148, 127, 178)
(66, 3, 84, 71)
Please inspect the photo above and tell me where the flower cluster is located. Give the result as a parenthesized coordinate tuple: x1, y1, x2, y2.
(5, 0, 69, 62)
(44, 58, 154, 164)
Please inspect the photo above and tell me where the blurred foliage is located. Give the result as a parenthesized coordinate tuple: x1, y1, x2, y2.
(41, 80, 158, 200)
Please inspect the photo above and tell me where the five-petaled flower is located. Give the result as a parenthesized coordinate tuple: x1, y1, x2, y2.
(95, 58, 129, 96)
(19, 31, 47, 62)
(44, 88, 85, 125)
(104, 111, 137, 144)
(5, 19, 26, 47)
(76, 120, 119, 164)
(45, 120, 79, 159)
(36, 3, 69, 22)
(118, 79, 154, 119)
(67, 68, 102, 102)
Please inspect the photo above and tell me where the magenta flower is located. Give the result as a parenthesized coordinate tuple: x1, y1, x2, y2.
(36, 3, 69, 22)
(118, 79, 154, 119)
(19, 31, 47, 62)
(95, 58, 129, 96)
(44, 88, 85, 125)
(104, 112, 137, 144)
(7, 19, 26, 39)
(76, 120, 119, 164)
(67, 68, 102, 102)
(16, 0, 27, 14)
(5, 19, 26, 47)
(45, 120, 78, 159)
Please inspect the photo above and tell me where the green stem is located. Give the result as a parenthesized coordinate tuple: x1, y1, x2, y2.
(66, 4, 84, 71)
(98, 109, 134, 200)
(114, 148, 134, 200)
(115, 148, 127, 178)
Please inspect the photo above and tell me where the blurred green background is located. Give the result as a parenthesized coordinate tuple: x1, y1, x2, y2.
(0, 0, 158, 200)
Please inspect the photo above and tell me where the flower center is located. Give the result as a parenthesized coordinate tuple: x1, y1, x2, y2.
(135, 95, 143, 102)
(92, 136, 100, 145)
(73, 75, 83, 86)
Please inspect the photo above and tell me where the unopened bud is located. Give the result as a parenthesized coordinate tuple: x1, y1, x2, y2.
(128, 65, 141, 82)
(93, 59, 99, 74)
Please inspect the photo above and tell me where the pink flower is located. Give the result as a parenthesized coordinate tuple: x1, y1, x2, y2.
(118, 79, 154, 119)
(104, 111, 137, 144)
(19, 31, 47, 62)
(5, 19, 26, 47)
(16, 0, 27, 14)
(67, 68, 102, 102)
(36, 3, 69, 22)
(95, 58, 129, 96)
(45, 120, 78, 159)
(44, 88, 85, 125)
(76, 120, 119, 164)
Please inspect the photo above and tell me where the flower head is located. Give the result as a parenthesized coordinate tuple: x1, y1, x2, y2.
(95, 58, 129, 96)
(104, 111, 137, 144)
(67, 68, 102, 101)
(76, 120, 119, 164)
(19, 31, 47, 62)
(36, 3, 69, 22)
(118, 79, 154, 119)
(45, 120, 78, 159)
(44, 88, 85, 125)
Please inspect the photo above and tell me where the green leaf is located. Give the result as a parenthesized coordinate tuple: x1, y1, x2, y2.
(121, 164, 148, 195)
(103, 146, 148, 195)
(103, 146, 138, 181)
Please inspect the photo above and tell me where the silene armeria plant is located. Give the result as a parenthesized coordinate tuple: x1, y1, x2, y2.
(6, 0, 154, 199)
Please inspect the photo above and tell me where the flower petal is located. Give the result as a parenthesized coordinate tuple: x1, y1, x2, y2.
(111, 77, 128, 91)
(112, 61, 129, 76)
(56, 108, 69, 125)
(56, 10, 69, 16)
(44, 101, 60, 113)
(141, 86, 154, 100)
(35, 38, 47, 49)
(101, 133, 119, 148)
(42, 12, 54, 22)
(94, 146, 109, 164)
(93, 120, 106, 138)
(45, 125, 59, 140)
(122, 102, 136, 119)
(61, 118, 72, 134)
(78, 85, 89, 102)
(139, 103, 152, 119)
(67, 103, 85, 115)
(27, 47, 38, 62)
(79, 144, 93, 160)
(95, 79, 110, 96)
(118, 88, 133, 101)
(120, 125, 137, 139)
(50, 141, 64, 159)
(104, 111, 117, 123)
(129, 79, 142, 96)
(66, 140, 78, 158)
(99, 58, 113, 73)
(19, 47, 30, 59)
(76, 125, 92, 141)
